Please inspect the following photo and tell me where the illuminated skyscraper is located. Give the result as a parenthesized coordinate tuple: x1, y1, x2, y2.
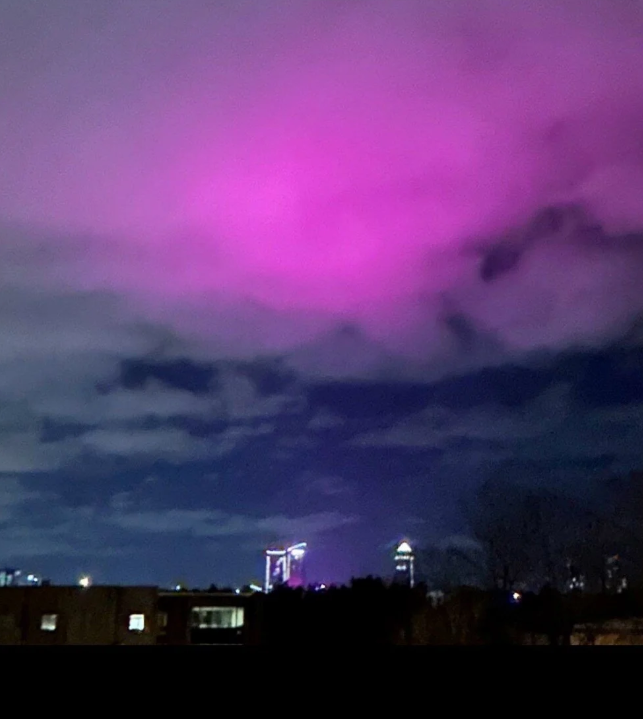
(264, 542, 307, 592)
(286, 543, 307, 588)
(265, 549, 287, 592)
(393, 541, 415, 588)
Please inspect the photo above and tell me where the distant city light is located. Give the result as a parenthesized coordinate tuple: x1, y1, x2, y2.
(249, 584, 263, 593)
(0, 569, 21, 587)
(78, 575, 92, 588)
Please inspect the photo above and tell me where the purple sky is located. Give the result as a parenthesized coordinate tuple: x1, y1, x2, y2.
(2, 0, 643, 361)
(1, 1, 643, 586)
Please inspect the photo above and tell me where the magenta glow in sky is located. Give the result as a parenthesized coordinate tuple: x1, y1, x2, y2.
(2, 0, 643, 372)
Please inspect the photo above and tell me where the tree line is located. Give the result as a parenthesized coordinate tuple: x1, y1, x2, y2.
(423, 470, 643, 594)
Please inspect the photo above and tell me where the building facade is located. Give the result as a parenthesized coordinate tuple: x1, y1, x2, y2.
(0, 586, 159, 645)
(0, 585, 258, 646)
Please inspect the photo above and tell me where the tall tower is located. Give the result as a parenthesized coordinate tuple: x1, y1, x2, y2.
(264, 542, 307, 592)
(394, 541, 415, 588)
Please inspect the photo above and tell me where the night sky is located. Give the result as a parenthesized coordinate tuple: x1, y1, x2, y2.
(1, 0, 643, 588)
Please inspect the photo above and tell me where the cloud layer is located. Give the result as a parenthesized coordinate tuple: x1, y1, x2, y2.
(1, 0, 643, 375)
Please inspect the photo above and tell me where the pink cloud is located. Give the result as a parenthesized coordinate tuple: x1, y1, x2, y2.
(1, 0, 643, 371)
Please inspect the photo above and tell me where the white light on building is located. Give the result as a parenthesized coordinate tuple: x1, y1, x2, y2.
(128, 614, 145, 632)
(40, 614, 58, 632)
(192, 606, 244, 629)
(78, 575, 92, 589)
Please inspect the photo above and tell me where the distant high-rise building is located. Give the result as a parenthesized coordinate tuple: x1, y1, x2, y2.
(393, 541, 415, 588)
(0, 569, 21, 587)
(0, 570, 44, 588)
(264, 542, 307, 592)
(265, 549, 287, 592)
(0, 570, 45, 588)
(286, 543, 307, 588)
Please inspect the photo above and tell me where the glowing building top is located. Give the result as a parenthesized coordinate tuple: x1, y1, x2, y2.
(394, 540, 415, 588)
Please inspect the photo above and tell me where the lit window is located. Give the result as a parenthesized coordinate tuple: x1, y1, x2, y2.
(191, 607, 244, 629)
(128, 614, 145, 632)
(41, 614, 58, 631)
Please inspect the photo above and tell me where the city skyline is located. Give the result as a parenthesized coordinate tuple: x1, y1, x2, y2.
(0, 1, 643, 586)
(1, 537, 419, 590)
